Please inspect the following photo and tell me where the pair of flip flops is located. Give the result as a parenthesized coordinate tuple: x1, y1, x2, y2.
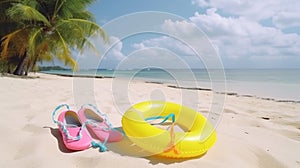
(52, 104, 123, 151)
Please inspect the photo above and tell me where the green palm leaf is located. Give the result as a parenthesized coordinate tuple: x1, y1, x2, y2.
(54, 29, 77, 69)
(28, 28, 43, 56)
(7, 3, 51, 26)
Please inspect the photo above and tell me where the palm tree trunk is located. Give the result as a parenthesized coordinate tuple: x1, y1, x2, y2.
(26, 54, 38, 75)
(7, 65, 11, 73)
(13, 51, 28, 76)
(24, 66, 28, 76)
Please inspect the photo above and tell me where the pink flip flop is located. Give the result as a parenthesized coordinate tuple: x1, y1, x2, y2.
(52, 104, 92, 151)
(78, 104, 123, 143)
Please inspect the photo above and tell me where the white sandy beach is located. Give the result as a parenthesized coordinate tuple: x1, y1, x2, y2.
(0, 73, 299, 168)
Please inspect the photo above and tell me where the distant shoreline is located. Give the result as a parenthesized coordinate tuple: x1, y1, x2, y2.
(36, 71, 300, 103)
(39, 71, 114, 79)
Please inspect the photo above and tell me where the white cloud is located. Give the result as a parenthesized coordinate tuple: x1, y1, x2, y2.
(131, 37, 205, 69)
(160, 19, 220, 60)
(117, 48, 195, 69)
(191, 8, 249, 37)
(132, 36, 194, 56)
(131, 19, 221, 69)
(192, 0, 278, 20)
(161, 20, 201, 39)
(189, 8, 300, 61)
(99, 36, 126, 69)
(273, 11, 300, 29)
(191, 0, 209, 7)
(73, 34, 127, 69)
(191, 0, 300, 29)
(105, 36, 125, 60)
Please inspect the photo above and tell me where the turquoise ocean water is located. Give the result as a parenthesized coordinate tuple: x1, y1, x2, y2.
(43, 69, 300, 101)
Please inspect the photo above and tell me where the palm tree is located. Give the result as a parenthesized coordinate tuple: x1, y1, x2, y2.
(1, 0, 107, 75)
(0, 0, 20, 73)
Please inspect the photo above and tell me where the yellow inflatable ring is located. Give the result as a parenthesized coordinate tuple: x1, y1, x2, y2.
(122, 101, 217, 158)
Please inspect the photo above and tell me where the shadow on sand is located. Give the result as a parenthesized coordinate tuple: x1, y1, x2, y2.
(106, 127, 205, 165)
(44, 126, 78, 153)
(45, 126, 205, 165)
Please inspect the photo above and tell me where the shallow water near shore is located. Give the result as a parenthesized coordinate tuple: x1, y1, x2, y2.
(42, 69, 300, 101)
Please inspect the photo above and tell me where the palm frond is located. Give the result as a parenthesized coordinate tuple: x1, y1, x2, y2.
(55, 18, 108, 59)
(1, 28, 28, 58)
(80, 37, 101, 56)
(7, 3, 51, 26)
(59, 18, 108, 42)
(73, 10, 94, 20)
(28, 27, 43, 57)
(55, 29, 77, 69)
(38, 52, 52, 62)
(56, 0, 96, 19)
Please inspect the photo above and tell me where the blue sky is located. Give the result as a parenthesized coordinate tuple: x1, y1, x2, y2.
(74, 0, 300, 69)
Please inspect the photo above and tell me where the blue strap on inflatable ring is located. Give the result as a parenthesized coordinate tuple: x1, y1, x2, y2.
(145, 113, 175, 124)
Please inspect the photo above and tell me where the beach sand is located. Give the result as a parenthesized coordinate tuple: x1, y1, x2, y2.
(0, 73, 299, 168)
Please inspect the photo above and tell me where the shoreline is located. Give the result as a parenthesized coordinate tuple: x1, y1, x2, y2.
(38, 69, 300, 102)
(142, 81, 300, 104)
(4, 72, 299, 103)
(39, 71, 114, 79)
